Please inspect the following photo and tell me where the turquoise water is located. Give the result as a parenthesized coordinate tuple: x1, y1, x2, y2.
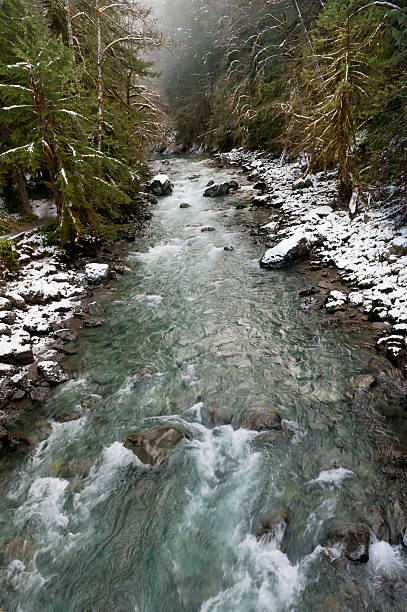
(0, 157, 406, 611)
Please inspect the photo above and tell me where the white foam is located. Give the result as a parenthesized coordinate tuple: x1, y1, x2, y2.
(306, 467, 355, 486)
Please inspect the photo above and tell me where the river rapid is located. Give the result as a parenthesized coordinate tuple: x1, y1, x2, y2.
(0, 156, 407, 611)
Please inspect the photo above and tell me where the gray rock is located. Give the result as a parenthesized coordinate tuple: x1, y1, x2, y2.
(125, 427, 184, 466)
(201, 226, 216, 232)
(55, 412, 81, 422)
(223, 245, 234, 251)
(260, 232, 322, 269)
(179, 203, 191, 209)
(83, 318, 106, 328)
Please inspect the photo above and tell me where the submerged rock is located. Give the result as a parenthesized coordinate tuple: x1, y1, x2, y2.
(124, 426, 184, 466)
(201, 226, 216, 232)
(0, 538, 36, 561)
(256, 511, 289, 545)
(133, 365, 155, 379)
(325, 525, 370, 563)
(85, 301, 105, 316)
(244, 409, 282, 432)
(180, 203, 191, 209)
(148, 174, 173, 196)
(50, 457, 91, 478)
(223, 245, 234, 251)
(55, 412, 81, 423)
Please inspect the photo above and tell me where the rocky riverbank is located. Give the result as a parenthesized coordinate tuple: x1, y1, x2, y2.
(0, 194, 154, 450)
(217, 148, 407, 378)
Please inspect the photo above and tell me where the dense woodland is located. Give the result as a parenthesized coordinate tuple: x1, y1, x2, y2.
(158, 0, 407, 198)
(0, 0, 406, 244)
(0, 0, 163, 242)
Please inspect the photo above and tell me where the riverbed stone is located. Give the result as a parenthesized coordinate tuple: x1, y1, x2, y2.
(324, 525, 370, 563)
(85, 301, 105, 316)
(180, 203, 191, 208)
(124, 427, 184, 466)
(55, 412, 81, 423)
(50, 457, 91, 478)
(256, 511, 289, 545)
(244, 409, 282, 432)
(201, 226, 216, 232)
(260, 232, 322, 269)
(0, 537, 36, 561)
(292, 175, 313, 190)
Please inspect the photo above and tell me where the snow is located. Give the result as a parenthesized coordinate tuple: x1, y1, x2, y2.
(221, 148, 407, 347)
(84, 263, 110, 284)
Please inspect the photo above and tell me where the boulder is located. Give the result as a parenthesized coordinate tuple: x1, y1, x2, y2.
(0, 297, 11, 311)
(252, 195, 271, 207)
(256, 511, 289, 545)
(203, 182, 230, 197)
(124, 426, 184, 466)
(37, 361, 69, 385)
(30, 385, 51, 404)
(0, 339, 34, 366)
(325, 291, 348, 312)
(85, 301, 105, 316)
(179, 203, 191, 209)
(84, 263, 110, 285)
(210, 409, 231, 426)
(223, 245, 234, 252)
(253, 181, 267, 193)
(201, 226, 216, 232)
(206, 180, 215, 187)
(260, 231, 322, 269)
(292, 175, 313, 190)
(148, 174, 173, 196)
(324, 525, 370, 563)
(244, 409, 282, 432)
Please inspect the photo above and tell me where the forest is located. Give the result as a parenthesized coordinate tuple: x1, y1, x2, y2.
(0, 0, 406, 245)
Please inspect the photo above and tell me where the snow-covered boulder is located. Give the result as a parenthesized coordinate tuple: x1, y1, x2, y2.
(260, 231, 321, 268)
(203, 182, 230, 197)
(0, 338, 34, 365)
(148, 174, 173, 196)
(84, 263, 110, 285)
(37, 361, 69, 385)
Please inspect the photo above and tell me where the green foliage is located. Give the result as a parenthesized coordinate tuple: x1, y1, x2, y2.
(0, 0, 163, 243)
(0, 237, 18, 269)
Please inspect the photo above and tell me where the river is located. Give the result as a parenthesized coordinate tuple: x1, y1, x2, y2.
(0, 156, 406, 611)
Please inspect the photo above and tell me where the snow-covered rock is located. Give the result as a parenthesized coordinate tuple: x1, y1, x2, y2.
(37, 360, 69, 384)
(84, 263, 110, 284)
(203, 182, 230, 197)
(149, 174, 173, 196)
(0, 338, 34, 365)
(260, 231, 321, 268)
(292, 176, 313, 190)
(325, 291, 348, 312)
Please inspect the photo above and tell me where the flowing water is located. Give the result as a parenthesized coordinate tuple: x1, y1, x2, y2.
(1, 156, 407, 611)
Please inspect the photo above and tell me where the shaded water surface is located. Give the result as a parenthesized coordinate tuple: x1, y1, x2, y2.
(0, 157, 406, 611)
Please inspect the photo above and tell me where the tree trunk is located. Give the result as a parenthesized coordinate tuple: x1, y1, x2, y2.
(15, 169, 31, 215)
(96, 0, 103, 152)
(290, 0, 327, 94)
